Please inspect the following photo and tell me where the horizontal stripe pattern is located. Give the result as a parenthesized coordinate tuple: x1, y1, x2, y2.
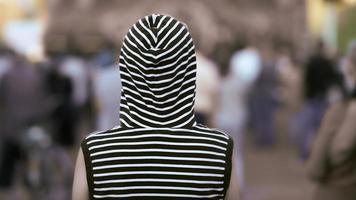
(83, 126, 232, 199)
(82, 14, 233, 200)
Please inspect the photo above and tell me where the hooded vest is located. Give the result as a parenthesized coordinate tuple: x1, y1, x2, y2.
(81, 14, 234, 200)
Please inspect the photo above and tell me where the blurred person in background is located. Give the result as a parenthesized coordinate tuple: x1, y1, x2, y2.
(0, 47, 12, 80)
(274, 45, 304, 144)
(59, 52, 94, 144)
(195, 51, 220, 126)
(0, 52, 46, 199)
(297, 40, 343, 160)
(46, 56, 76, 148)
(248, 43, 280, 147)
(0, 47, 13, 160)
(306, 40, 356, 200)
(215, 41, 261, 194)
(92, 46, 121, 130)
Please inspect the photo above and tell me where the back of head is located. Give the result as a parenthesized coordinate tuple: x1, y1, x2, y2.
(119, 14, 197, 128)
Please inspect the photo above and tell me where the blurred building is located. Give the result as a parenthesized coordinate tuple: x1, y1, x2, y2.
(307, 0, 356, 53)
(43, 0, 307, 56)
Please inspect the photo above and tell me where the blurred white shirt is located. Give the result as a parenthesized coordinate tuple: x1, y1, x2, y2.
(93, 65, 121, 130)
(60, 57, 89, 107)
(195, 53, 220, 115)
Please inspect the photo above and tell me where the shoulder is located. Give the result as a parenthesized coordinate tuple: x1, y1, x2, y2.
(81, 126, 126, 146)
(192, 125, 233, 145)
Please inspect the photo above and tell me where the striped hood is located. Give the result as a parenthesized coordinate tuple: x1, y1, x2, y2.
(119, 14, 197, 128)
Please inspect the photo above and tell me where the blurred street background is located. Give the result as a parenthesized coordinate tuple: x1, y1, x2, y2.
(0, 0, 356, 199)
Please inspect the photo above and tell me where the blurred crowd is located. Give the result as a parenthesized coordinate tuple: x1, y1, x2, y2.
(0, 36, 356, 199)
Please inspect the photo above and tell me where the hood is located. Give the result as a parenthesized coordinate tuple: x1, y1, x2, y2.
(119, 14, 197, 128)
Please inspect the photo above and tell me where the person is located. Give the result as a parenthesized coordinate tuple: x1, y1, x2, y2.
(72, 14, 239, 199)
(46, 56, 76, 148)
(92, 48, 121, 130)
(248, 45, 278, 147)
(297, 41, 342, 160)
(306, 40, 356, 200)
(59, 54, 93, 143)
(0, 53, 46, 198)
(215, 43, 261, 193)
(195, 51, 220, 126)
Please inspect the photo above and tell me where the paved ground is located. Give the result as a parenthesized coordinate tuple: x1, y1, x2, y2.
(243, 111, 315, 200)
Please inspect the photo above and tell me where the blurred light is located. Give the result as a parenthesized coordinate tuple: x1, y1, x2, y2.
(343, 0, 356, 4)
(230, 48, 262, 85)
(307, 0, 325, 36)
(3, 19, 44, 61)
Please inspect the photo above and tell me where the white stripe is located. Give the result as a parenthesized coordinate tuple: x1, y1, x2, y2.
(89, 141, 226, 151)
(93, 171, 224, 178)
(121, 52, 195, 84)
(132, 23, 151, 47)
(121, 99, 194, 119)
(124, 34, 192, 67)
(90, 148, 225, 157)
(156, 21, 180, 48)
(124, 29, 191, 61)
(92, 156, 225, 164)
(87, 133, 227, 145)
(155, 32, 191, 59)
(87, 127, 229, 140)
(121, 76, 195, 100)
(140, 18, 157, 44)
(93, 193, 222, 199)
(157, 17, 174, 37)
(94, 185, 223, 192)
(93, 163, 224, 171)
(128, 29, 149, 52)
(121, 104, 194, 126)
(121, 63, 196, 92)
(119, 112, 150, 128)
(122, 91, 195, 111)
(122, 46, 195, 72)
(94, 178, 223, 185)
(163, 26, 186, 49)
(120, 44, 195, 78)
(156, 15, 167, 29)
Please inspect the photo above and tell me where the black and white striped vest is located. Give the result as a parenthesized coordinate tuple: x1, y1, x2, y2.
(81, 14, 234, 200)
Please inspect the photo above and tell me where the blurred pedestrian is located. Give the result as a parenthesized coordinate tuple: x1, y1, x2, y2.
(92, 48, 121, 130)
(0, 53, 46, 197)
(215, 43, 261, 192)
(297, 40, 343, 160)
(46, 58, 76, 147)
(60, 55, 93, 142)
(306, 40, 356, 200)
(195, 51, 220, 126)
(248, 45, 279, 147)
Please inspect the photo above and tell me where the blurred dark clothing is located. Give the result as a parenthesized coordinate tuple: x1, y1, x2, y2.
(45, 66, 76, 147)
(306, 89, 356, 200)
(249, 61, 279, 146)
(0, 62, 45, 140)
(352, 88, 356, 98)
(0, 139, 22, 188)
(298, 54, 343, 160)
(304, 54, 342, 100)
(0, 60, 45, 188)
(296, 98, 328, 160)
(195, 112, 207, 125)
(313, 185, 356, 200)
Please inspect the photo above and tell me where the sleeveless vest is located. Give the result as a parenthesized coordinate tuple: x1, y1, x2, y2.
(81, 14, 233, 200)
